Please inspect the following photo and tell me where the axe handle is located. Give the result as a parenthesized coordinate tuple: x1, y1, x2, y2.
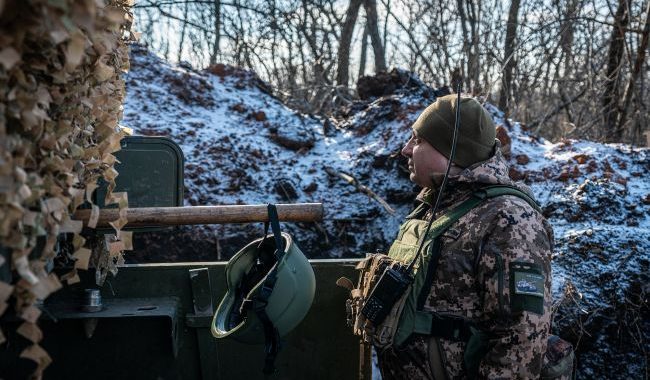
(73, 203, 324, 228)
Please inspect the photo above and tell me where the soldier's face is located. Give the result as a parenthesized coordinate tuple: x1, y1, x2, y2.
(401, 131, 450, 188)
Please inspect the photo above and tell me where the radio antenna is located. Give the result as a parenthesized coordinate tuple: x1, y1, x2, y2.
(406, 80, 463, 274)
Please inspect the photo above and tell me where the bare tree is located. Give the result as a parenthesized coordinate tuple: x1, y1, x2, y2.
(359, 21, 369, 78)
(209, 0, 221, 65)
(132, 0, 650, 143)
(602, 0, 630, 142)
(498, 0, 521, 115)
(337, 0, 364, 86)
(364, 0, 387, 73)
(617, 0, 650, 140)
(177, 0, 189, 62)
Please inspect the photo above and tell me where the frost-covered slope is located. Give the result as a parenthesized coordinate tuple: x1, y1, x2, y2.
(122, 45, 649, 379)
(123, 44, 430, 259)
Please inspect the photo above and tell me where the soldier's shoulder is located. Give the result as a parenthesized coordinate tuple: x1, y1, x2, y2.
(482, 194, 541, 218)
(476, 194, 552, 234)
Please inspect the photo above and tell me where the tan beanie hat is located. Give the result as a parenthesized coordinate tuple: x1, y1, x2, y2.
(412, 95, 496, 168)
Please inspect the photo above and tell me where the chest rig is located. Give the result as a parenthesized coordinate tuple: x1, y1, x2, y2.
(387, 185, 540, 348)
(338, 185, 541, 352)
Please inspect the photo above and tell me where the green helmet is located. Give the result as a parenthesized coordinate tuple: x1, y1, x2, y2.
(211, 206, 315, 347)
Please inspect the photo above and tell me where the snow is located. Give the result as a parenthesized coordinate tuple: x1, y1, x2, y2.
(124, 44, 430, 259)
(123, 44, 649, 379)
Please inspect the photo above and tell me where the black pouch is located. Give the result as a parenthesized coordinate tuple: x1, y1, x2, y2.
(509, 261, 545, 315)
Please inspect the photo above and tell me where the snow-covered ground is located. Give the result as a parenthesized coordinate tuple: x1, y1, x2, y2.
(122, 45, 649, 379)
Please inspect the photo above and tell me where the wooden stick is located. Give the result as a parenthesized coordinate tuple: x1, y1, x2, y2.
(72, 203, 324, 228)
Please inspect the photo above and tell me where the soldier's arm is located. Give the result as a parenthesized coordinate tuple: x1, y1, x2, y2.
(474, 200, 553, 379)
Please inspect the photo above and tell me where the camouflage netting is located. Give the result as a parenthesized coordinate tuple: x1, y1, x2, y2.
(0, 0, 133, 377)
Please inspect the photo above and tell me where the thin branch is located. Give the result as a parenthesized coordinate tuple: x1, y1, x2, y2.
(324, 167, 395, 215)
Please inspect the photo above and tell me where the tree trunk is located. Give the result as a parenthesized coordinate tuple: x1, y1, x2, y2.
(602, 0, 630, 142)
(337, 0, 364, 86)
(209, 0, 221, 65)
(364, 0, 386, 73)
(616, 0, 650, 138)
(382, 0, 390, 53)
(177, 1, 190, 63)
(558, 0, 579, 124)
(359, 22, 369, 78)
(498, 0, 521, 116)
(560, 0, 578, 77)
(466, 0, 480, 93)
(457, 0, 469, 87)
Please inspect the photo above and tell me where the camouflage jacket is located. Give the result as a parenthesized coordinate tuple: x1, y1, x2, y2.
(378, 148, 554, 380)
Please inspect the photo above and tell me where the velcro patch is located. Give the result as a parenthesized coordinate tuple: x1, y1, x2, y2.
(513, 271, 544, 298)
(509, 261, 545, 315)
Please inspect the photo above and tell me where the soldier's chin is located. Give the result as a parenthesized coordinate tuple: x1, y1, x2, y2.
(410, 173, 429, 188)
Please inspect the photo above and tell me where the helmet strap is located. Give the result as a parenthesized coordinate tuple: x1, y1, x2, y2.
(267, 204, 285, 259)
(249, 203, 285, 375)
(261, 204, 286, 261)
(257, 304, 281, 375)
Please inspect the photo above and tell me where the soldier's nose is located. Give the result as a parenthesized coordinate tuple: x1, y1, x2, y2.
(401, 143, 412, 158)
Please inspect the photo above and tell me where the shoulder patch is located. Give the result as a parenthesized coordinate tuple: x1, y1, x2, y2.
(509, 261, 545, 314)
(513, 271, 544, 297)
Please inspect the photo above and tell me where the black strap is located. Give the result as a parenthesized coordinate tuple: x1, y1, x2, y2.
(263, 204, 285, 260)
(254, 204, 285, 375)
(255, 299, 281, 375)
(429, 313, 474, 342)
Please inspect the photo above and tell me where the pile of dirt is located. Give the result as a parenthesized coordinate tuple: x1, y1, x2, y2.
(553, 226, 649, 378)
(544, 179, 639, 225)
(356, 68, 443, 100)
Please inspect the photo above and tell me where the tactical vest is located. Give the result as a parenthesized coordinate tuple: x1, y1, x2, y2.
(387, 185, 541, 350)
(341, 185, 574, 379)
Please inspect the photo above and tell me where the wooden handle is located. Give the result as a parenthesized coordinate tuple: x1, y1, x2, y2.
(73, 203, 324, 228)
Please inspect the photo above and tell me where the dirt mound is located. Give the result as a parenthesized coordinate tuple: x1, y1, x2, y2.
(553, 226, 649, 379)
(544, 179, 642, 225)
(356, 68, 444, 100)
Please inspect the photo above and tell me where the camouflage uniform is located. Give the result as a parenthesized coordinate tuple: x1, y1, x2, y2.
(378, 148, 553, 379)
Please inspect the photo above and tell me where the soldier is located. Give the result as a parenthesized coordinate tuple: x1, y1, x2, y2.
(377, 94, 554, 379)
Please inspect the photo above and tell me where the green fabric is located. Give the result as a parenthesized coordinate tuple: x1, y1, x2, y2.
(464, 326, 492, 379)
(413, 311, 434, 335)
(412, 95, 496, 168)
(388, 185, 541, 347)
(388, 218, 433, 346)
(541, 352, 575, 379)
(479, 185, 541, 212)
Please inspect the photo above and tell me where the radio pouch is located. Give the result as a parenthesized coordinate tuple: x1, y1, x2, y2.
(337, 253, 412, 349)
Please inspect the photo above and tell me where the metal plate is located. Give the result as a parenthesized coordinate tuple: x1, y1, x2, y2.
(0, 260, 370, 380)
(95, 136, 184, 209)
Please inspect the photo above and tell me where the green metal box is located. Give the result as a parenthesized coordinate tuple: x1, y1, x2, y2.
(95, 135, 184, 208)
